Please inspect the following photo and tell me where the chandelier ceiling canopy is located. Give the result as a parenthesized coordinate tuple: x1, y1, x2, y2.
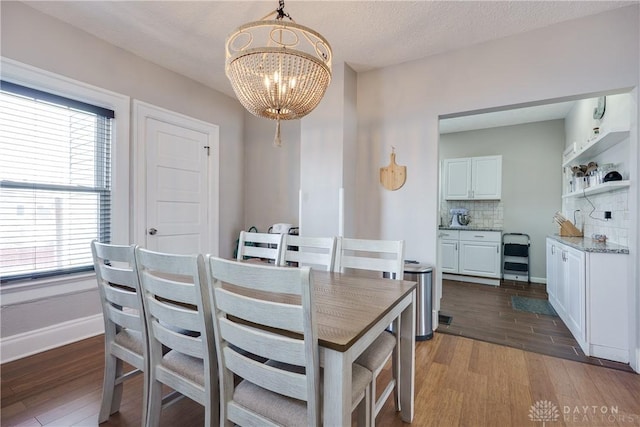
(225, 0, 332, 146)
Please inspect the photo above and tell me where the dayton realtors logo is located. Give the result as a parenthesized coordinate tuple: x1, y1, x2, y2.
(529, 401, 639, 425)
(529, 400, 560, 426)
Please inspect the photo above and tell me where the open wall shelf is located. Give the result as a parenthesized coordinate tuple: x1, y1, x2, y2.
(562, 129, 630, 168)
(562, 180, 630, 199)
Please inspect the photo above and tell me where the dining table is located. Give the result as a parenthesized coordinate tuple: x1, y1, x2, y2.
(310, 270, 417, 426)
(229, 261, 417, 426)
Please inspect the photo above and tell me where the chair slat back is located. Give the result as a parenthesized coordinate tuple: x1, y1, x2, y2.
(280, 235, 336, 271)
(236, 231, 284, 264)
(92, 241, 145, 336)
(207, 257, 320, 425)
(136, 248, 214, 361)
(335, 237, 405, 278)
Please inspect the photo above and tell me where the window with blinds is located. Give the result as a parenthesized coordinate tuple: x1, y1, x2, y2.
(0, 81, 114, 282)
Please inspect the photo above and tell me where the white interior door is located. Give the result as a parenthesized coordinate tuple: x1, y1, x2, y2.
(134, 101, 219, 255)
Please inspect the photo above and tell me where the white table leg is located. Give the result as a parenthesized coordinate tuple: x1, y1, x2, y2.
(399, 290, 416, 422)
(323, 347, 351, 426)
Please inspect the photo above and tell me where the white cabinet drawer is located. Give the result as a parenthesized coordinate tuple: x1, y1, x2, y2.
(438, 230, 459, 240)
(459, 230, 501, 242)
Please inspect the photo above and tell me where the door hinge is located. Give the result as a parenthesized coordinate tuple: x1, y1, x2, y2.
(204, 146, 210, 156)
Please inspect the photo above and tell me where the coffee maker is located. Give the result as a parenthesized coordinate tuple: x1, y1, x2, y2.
(450, 208, 470, 227)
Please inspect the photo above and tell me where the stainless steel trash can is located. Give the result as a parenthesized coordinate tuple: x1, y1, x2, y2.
(385, 263, 433, 341)
(404, 263, 433, 340)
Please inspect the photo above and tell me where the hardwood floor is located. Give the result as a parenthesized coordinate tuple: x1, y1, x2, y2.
(2, 333, 639, 426)
(439, 278, 634, 372)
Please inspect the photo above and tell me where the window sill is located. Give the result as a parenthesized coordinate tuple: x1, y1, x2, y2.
(0, 272, 97, 306)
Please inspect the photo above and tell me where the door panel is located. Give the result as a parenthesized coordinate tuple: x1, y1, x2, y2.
(459, 241, 500, 278)
(146, 118, 209, 254)
(439, 240, 458, 273)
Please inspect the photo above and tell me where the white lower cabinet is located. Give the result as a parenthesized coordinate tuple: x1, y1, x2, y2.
(459, 231, 501, 278)
(438, 230, 459, 274)
(546, 238, 628, 363)
(439, 230, 501, 283)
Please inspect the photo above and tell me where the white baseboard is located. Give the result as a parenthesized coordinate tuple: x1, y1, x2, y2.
(444, 273, 546, 285)
(1, 314, 104, 364)
(443, 273, 500, 286)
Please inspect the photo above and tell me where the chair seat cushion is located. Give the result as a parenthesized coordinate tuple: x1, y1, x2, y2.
(161, 350, 204, 386)
(234, 379, 307, 426)
(355, 331, 396, 371)
(233, 361, 372, 425)
(114, 329, 144, 355)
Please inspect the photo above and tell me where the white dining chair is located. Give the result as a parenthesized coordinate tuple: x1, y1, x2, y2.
(236, 230, 284, 264)
(206, 257, 371, 426)
(91, 240, 148, 425)
(135, 248, 218, 427)
(334, 237, 405, 426)
(279, 235, 337, 271)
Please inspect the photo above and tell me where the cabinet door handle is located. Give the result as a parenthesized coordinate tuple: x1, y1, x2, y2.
(497, 246, 499, 253)
(474, 235, 484, 238)
(455, 243, 458, 251)
(551, 245, 555, 255)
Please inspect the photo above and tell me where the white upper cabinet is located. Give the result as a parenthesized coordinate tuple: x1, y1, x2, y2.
(443, 155, 502, 200)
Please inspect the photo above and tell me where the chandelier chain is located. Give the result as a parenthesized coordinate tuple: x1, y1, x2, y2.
(276, 0, 291, 21)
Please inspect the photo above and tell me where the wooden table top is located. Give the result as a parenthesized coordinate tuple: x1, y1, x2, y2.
(226, 268, 416, 352)
(311, 270, 416, 352)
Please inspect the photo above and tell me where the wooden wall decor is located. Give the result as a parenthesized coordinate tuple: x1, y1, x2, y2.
(380, 147, 407, 191)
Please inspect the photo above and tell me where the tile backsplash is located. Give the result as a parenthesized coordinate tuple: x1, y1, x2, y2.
(563, 188, 630, 247)
(440, 200, 504, 229)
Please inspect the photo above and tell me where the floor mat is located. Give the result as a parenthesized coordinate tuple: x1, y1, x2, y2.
(511, 296, 557, 316)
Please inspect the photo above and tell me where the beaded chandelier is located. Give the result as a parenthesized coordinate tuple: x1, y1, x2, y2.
(225, 0, 332, 146)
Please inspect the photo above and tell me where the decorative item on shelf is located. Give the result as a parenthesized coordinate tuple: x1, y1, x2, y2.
(225, 0, 332, 147)
(553, 212, 583, 237)
(592, 234, 607, 243)
(380, 147, 407, 191)
(603, 170, 622, 182)
(592, 96, 606, 120)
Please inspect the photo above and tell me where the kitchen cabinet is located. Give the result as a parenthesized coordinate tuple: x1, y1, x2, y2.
(459, 231, 501, 278)
(443, 155, 502, 200)
(438, 230, 459, 274)
(564, 245, 586, 345)
(439, 229, 501, 284)
(546, 237, 628, 362)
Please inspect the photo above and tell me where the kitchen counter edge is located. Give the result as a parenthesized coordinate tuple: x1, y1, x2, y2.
(439, 226, 503, 232)
(547, 234, 629, 254)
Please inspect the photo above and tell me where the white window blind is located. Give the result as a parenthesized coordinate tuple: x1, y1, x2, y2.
(0, 81, 114, 282)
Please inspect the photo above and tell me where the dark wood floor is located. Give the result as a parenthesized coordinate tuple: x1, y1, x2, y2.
(439, 278, 633, 372)
(2, 333, 639, 427)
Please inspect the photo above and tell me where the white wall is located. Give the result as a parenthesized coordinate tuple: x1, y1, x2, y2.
(356, 6, 638, 367)
(0, 2, 245, 346)
(440, 120, 565, 281)
(243, 112, 300, 233)
(299, 62, 349, 237)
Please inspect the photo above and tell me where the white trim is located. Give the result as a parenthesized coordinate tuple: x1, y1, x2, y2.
(1, 57, 130, 245)
(0, 58, 130, 304)
(443, 273, 500, 286)
(589, 344, 629, 364)
(0, 314, 104, 363)
(338, 187, 344, 237)
(132, 100, 220, 255)
(0, 273, 96, 306)
(503, 273, 547, 284)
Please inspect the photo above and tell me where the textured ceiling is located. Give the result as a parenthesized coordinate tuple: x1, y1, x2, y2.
(23, 0, 635, 99)
(20, 1, 635, 132)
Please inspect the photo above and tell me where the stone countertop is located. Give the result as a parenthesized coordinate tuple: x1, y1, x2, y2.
(547, 234, 629, 254)
(439, 226, 503, 232)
